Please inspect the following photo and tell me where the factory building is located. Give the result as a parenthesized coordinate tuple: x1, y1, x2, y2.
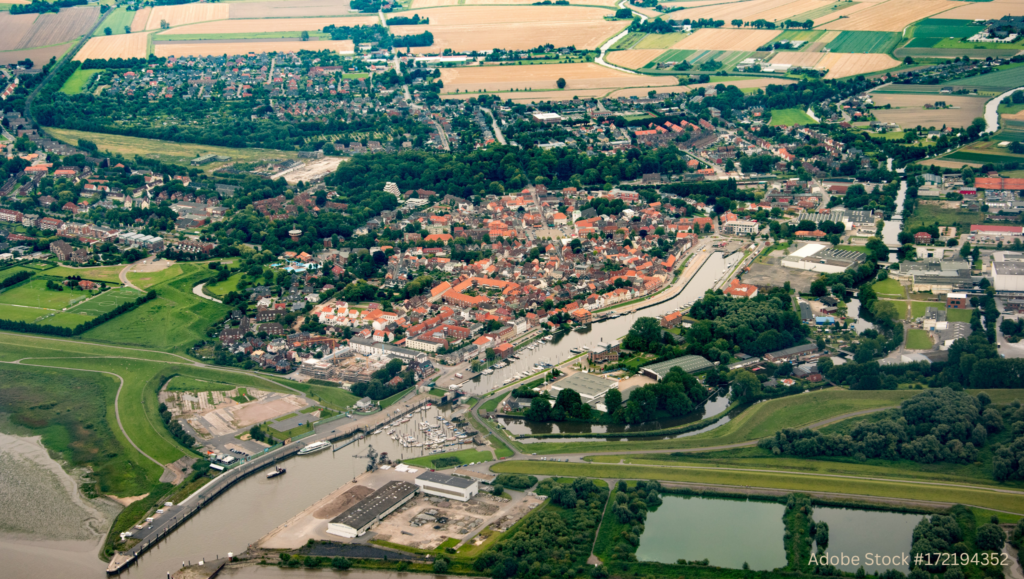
(993, 252, 1024, 292)
(781, 244, 866, 274)
(326, 481, 418, 538)
(414, 471, 479, 502)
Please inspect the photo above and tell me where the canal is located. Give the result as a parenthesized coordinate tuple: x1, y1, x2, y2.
(5, 251, 738, 578)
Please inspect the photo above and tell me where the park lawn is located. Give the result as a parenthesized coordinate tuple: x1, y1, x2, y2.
(769, 108, 815, 126)
(905, 203, 989, 235)
(0, 331, 191, 363)
(60, 68, 103, 95)
(44, 264, 125, 284)
(127, 264, 185, 289)
(489, 461, 1024, 514)
(517, 388, 916, 455)
(880, 299, 909, 319)
(45, 127, 304, 175)
(489, 434, 514, 459)
(947, 308, 973, 322)
(909, 301, 944, 318)
(429, 388, 448, 397)
(871, 278, 905, 297)
(906, 329, 934, 350)
(380, 387, 415, 409)
(481, 397, 502, 413)
(403, 448, 495, 469)
(86, 264, 229, 354)
(204, 272, 243, 297)
(0, 364, 162, 496)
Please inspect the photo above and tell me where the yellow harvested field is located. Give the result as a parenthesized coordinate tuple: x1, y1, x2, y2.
(935, 0, 1024, 20)
(410, 0, 459, 6)
(160, 16, 378, 36)
(439, 62, 675, 93)
(810, 2, 876, 26)
(403, 6, 612, 25)
(606, 49, 666, 69)
(671, 28, 780, 52)
(77, 32, 149, 60)
(668, 0, 831, 24)
(819, 53, 899, 79)
(769, 51, 824, 67)
(153, 39, 354, 58)
(130, 7, 150, 32)
(143, 4, 229, 31)
(441, 77, 795, 103)
(395, 20, 627, 53)
(823, 0, 960, 31)
(469, 0, 619, 4)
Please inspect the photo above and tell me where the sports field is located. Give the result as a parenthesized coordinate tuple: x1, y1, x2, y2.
(769, 108, 816, 126)
(65, 287, 144, 317)
(824, 31, 900, 53)
(905, 329, 934, 350)
(0, 278, 94, 310)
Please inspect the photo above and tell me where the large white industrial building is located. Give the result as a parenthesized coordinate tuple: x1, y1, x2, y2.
(781, 243, 866, 274)
(993, 252, 1024, 292)
(415, 471, 479, 502)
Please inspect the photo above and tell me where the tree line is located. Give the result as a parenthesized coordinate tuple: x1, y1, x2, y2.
(10, 0, 86, 14)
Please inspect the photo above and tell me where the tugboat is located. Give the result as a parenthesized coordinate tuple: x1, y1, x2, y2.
(266, 466, 286, 479)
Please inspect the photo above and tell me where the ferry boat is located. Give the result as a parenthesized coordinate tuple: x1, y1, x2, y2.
(297, 440, 331, 455)
(266, 466, 286, 479)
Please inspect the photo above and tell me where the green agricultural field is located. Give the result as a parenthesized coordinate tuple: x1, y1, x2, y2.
(945, 150, 1024, 164)
(94, 6, 136, 36)
(773, 30, 824, 43)
(65, 287, 144, 317)
(651, 49, 694, 63)
(516, 389, 917, 455)
(84, 264, 229, 354)
(769, 108, 816, 126)
(947, 63, 1024, 92)
(45, 128, 305, 175)
(44, 264, 125, 284)
(0, 364, 160, 496)
(611, 31, 645, 50)
(491, 461, 1024, 514)
(203, 272, 243, 297)
(905, 203, 988, 234)
(0, 278, 95, 310)
(825, 31, 900, 54)
(908, 18, 985, 40)
(60, 68, 103, 95)
(906, 329, 934, 349)
(403, 448, 494, 469)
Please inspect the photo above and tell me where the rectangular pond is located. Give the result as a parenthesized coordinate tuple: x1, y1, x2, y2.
(813, 506, 925, 573)
(636, 495, 787, 570)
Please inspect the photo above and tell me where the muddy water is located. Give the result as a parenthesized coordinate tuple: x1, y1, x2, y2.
(0, 431, 120, 578)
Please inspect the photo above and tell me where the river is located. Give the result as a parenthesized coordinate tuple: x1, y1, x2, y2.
(881, 179, 907, 262)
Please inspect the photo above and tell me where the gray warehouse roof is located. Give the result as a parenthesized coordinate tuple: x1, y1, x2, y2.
(330, 481, 417, 531)
(641, 355, 713, 379)
(549, 372, 617, 398)
(417, 471, 475, 489)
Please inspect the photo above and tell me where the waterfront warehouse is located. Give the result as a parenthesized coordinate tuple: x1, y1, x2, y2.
(415, 471, 479, 502)
(326, 481, 418, 538)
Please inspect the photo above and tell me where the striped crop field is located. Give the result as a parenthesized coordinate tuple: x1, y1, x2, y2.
(651, 48, 695, 63)
(825, 31, 900, 53)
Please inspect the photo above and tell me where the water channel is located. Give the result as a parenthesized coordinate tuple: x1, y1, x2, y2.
(881, 179, 907, 262)
(3, 251, 739, 579)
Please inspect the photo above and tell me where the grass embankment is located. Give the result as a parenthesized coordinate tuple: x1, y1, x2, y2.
(402, 448, 495, 469)
(86, 263, 229, 354)
(45, 127, 304, 174)
(379, 387, 414, 409)
(0, 364, 160, 496)
(490, 461, 1024, 514)
(517, 388, 916, 454)
(100, 482, 172, 560)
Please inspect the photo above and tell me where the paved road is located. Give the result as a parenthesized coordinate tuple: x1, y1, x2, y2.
(119, 263, 139, 290)
(193, 282, 223, 303)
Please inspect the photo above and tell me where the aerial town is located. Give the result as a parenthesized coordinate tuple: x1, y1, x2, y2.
(2, 2, 1024, 579)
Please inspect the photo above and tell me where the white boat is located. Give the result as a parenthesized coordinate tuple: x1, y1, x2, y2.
(373, 429, 382, 435)
(482, 368, 494, 375)
(503, 378, 514, 385)
(266, 466, 286, 478)
(297, 440, 330, 455)
(543, 335, 553, 341)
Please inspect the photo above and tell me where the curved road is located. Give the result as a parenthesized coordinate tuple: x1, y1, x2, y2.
(119, 263, 140, 290)
(193, 283, 223, 304)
